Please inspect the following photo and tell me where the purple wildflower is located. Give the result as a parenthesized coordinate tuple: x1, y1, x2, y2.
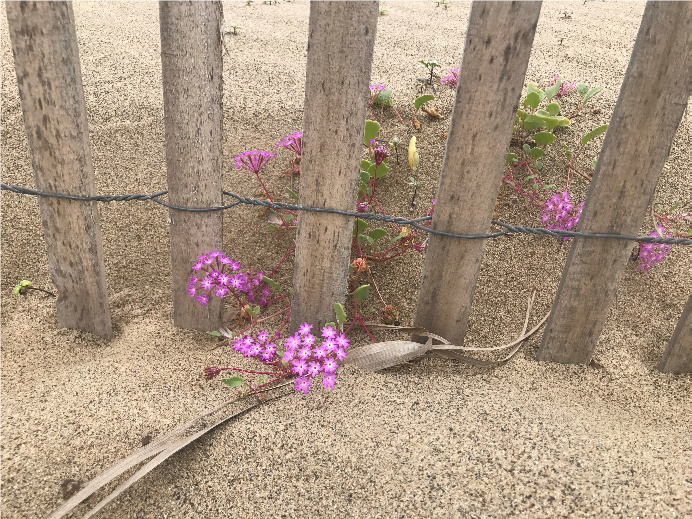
(187, 285, 196, 298)
(323, 374, 337, 390)
(541, 191, 584, 241)
(549, 73, 577, 98)
(335, 334, 350, 349)
(285, 334, 301, 351)
(234, 150, 276, 174)
(321, 325, 337, 339)
(307, 361, 322, 377)
(637, 226, 672, 273)
(313, 345, 327, 359)
(196, 294, 209, 306)
(299, 322, 313, 335)
(335, 347, 347, 362)
(357, 201, 369, 213)
(302, 334, 316, 347)
(373, 142, 388, 165)
(369, 83, 387, 94)
(323, 338, 336, 353)
(292, 359, 308, 376)
(441, 66, 460, 89)
(297, 346, 312, 360)
(261, 350, 275, 363)
(257, 330, 269, 344)
(282, 349, 295, 363)
(322, 357, 339, 374)
(294, 376, 312, 395)
(276, 131, 303, 156)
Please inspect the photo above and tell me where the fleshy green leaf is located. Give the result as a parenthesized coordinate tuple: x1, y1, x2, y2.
(505, 152, 517, 165)
(361, 159, 373, 171)
(368, 228, 388, 241)
(364, 120, 381, 147)
(523, 91, 541, 109)
(583, 86, 603, 103)
(414, 94, 435, 110)
(545, 102, 560, 116)
(334, 303, 347, 325)
(523, 114, 546, 131)
(360, 170, 371, 185)
(207, 330, 222, 337)
(351, 284, 370, 303)
(325, 322, 336, 330)
(545, 82, 560, 100)
(534, 131, 557, 147)
(527, 83, 546, 102)
(576, 83, 589, 96)
(222, 376, 245, 388)
(556, 116, 571, 127)
(581, 124, 608, 145)
(353, 218, 368, 236)
(535, 160, 543, 170)
(374, 87, 393, 106)
(516, 109, 528, 120)
(374, 162, 389, 179)
(563, 144, 572, 160)
(523, 144, 531, 154)
(261, 276, 280, 290)
(529, 148, 544, 159)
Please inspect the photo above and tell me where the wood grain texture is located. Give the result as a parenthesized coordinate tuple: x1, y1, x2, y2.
(290, 1, 379, 331)
(413, 2, 542, 345)
(537, 2, 690, 364)
(658, 296, 691, 374)
(160, 1, 224, 331)
(6, 1, 113, 338)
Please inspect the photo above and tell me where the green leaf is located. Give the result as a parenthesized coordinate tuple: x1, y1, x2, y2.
(592, 159, 598, 169)
(522, 144, 531, 154)
(374, 87, 393, 107)
(523, 91, 541, 109)
(505, 152, 517, 165)
(374, 162, 389, 179)
(261, 276, 280, 290)
(353, 218, 368, 236)
(583, 86, 602, 103)
(207, 330, 222, 337)
(545, 102, 560, 116)
(361, 159, 373, 171)
(285, 187, 299, 203)
(534, 131, 557, 147)
(414, 94, 435, 110)
(368, 228, 388, 241)
(358, 234, 374, 245)
(545, 82, 561, 100)
(360, 170, 371, 185)
(523, 114, 546, 131)
(364, 120, 381, 147)
(525, 174, 537, 181)
(563, 144, 572, 160)
(543, 184, 556, 190)
(576, 83, 589, 96)
(516, 109, 528, 120)
(535, 160, 543, 170)
(527, 83, 545, 102)
(539, 116, 560, 132)
(351, 284, 370, 303)
(556, 116, 571, 127)
(257, 375, 269, 385)
(580, 124, 608, 145)
(325, 321, 336, 330)
(535, 109, 551, 117)
(529, 148, 544, 159)
(334, 303, 347, 325)
(222, 376, 245, 388)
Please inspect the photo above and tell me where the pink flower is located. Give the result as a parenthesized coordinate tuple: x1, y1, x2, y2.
(294, 376, 312, 394)
(335, 347, 347, 361)
(313, 345, 327, 359)
(322, 357, 339, 374)
(196, 294, 209, 306)
(307, 361, 322, 377)
(282, 349, 295, 363)
(323, 338, 336, 352)
(302, 334, 316, 347)
(321, 326, 337, 339)
(323, 374, 337, 390)
(297, 346, 312, 360)
(256, 330, 269, 344)
(299, 322, 313, 335)
(292, 359, 308, 376)
(335, 334, 350, 349)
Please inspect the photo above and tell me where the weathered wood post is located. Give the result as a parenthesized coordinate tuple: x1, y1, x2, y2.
(413, 2, 542, 345)
(658, 296, 691, 374)
(290, 1, 379, 330)
(536, 2, 690, 364)
(160, 1, 224, 331)
(6, 1, 113, 338)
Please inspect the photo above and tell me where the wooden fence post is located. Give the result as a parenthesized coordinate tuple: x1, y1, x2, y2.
(6, 1, 113, 339)
(536, 2, 690, 364)
(290, 1, 379, 330)
(413, 2, 542, 345)
(160, 1, 224, 331)
(658, 296, 691, 374)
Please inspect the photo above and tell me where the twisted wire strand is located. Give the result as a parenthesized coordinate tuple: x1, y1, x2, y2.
(2, 183, 689, 245)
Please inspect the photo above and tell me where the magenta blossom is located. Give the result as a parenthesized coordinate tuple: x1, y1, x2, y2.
(234, 150, 275, 174)
(298, 322, 313, 335)
(637, 226, 672, 274)
(549, 73, 577, 98)
(276, 131, 303, 156)
(323, 374, 337, 390)
(295, 377, 312, 395)
(541, 191, 585, 241)
(441, 66, 460, 89)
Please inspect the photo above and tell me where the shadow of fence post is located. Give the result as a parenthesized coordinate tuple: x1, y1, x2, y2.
(413, 2, 542, 346)
(536, 2, 690, 364)
(160, 1, 224, 331)
(6, 1, 113, 339)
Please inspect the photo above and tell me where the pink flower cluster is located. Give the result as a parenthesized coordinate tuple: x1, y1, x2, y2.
(276, 131, 303, 156)
(283, 322, 349, 394)
(549, 73, 576, 98)
(369, 83, 387, 94)
(232, 330, 280, 363)
(541, 191, 584, 241)
(234, 150, 275, 174)
(441, 66, 460, 89)
(637, 226, 672, 273)
(188, 252, 271, 306)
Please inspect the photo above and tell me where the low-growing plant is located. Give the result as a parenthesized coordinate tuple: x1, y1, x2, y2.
(418, 59, 441, 87)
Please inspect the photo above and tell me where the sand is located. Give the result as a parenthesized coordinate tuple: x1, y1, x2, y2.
(1, 1, 690, 518)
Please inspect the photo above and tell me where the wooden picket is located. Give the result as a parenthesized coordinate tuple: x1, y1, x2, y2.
(6, 1, 113, 339)
(413, 2, 542, 346)
(536, 1, 690, 364)
(4, 0, 688, 372)
(658, 296, 691, 374)
(160, 1, 224, 331)
(289, 1, 379, 330)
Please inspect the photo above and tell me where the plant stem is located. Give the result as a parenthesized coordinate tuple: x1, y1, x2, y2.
(27, 286, 56, 297)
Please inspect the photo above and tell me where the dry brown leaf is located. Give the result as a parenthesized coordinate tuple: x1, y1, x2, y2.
(421, 105, 443, 119)
(412, 116, 421, 130)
